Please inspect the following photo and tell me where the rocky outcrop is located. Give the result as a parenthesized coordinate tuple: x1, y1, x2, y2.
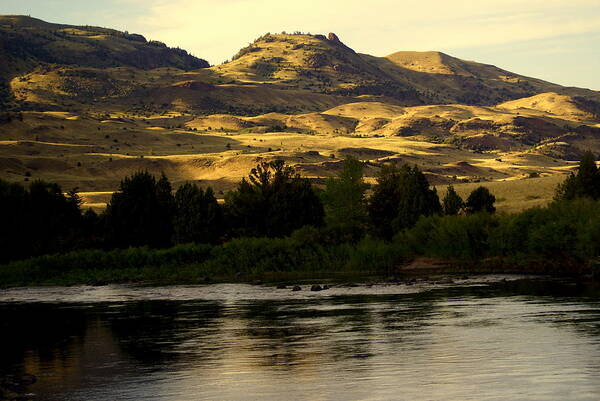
(328, 33, 340, 42)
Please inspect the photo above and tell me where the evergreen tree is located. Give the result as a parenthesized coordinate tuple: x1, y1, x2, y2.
(28, 180, 82, 255)
(225, 160, 324, 237)
(555, 151, 600, 200)
(322, 156, 369, 239)
(224, 177, 265, 237)
(104, 171, 174, 248)
(443, 184, 464, 215)
(0, 179, 31, 262)
(0, 179, 84, 260)
(368, 163, 441, 240)
(173, 183, 223, 244)
(465, 186, 496, 214)
(156, 172, 175, 242)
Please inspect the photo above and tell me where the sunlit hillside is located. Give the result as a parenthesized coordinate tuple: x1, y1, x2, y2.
(1, 16, 600, 211)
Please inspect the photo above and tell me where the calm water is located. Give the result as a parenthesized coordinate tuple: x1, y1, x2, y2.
(2, 276, 600, 401)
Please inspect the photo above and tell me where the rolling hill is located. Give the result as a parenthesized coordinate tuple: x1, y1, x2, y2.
(1, 16, 600, 212)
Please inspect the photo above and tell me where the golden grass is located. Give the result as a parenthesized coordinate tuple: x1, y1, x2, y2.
(449, 175, 565, 214)
(0, 108, 581, 215)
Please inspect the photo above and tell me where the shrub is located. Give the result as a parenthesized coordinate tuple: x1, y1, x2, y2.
(397, 213, 497, 260)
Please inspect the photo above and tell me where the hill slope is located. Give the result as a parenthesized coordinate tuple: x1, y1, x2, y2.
(0, 15, 209, 109)
(1, 17, 600, 212)
(3, 20, 600, 115)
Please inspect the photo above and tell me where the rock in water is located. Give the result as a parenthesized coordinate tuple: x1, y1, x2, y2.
(292, 285, 302, 291)
(310, 285, 322, 292)
(18, 374, 37, 386)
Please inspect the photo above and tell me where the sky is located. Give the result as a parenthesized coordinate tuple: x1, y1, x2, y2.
(2, 0, 600, 90)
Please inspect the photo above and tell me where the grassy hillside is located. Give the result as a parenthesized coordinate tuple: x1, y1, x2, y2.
(0, 15, 209, 110)
(0, 15, 208, 71)
(1, 17, 599, 213)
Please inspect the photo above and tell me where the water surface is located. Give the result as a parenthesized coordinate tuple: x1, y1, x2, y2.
(2, 276, 600, 401)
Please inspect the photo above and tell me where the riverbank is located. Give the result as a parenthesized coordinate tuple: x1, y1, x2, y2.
(3, 196, 600, 289)
(0, 240, 596, 289)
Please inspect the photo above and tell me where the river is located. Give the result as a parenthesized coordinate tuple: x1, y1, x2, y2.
(1, 276, 600, 401)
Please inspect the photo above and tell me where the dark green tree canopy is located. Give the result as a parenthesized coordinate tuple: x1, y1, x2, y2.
(555, 151, 600, 200)
(466, 186, 496, 214)
(0, 179, 83, 261)
(225, 159, 324, 238)
(322, 156, 369, 233)
(104, 171, 175, 248)
(173, 183, 223, 244)
(443, 184, 464, 215)
(368, 163, 441, 240)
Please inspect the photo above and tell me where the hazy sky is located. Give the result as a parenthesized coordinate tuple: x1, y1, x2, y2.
(3, 0, 599, 90)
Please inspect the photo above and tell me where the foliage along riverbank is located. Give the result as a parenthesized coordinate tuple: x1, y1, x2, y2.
(1, 197, 599, 288)
(1, 152, 599, 287)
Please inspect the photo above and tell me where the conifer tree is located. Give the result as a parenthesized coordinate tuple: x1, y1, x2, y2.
(555, 151, 600, 200)
(368, 163, 441, 239)
(173, 183, 223, 244)
(322, 156, 369, 236)
(443, 184, 464, 215)
(465, 186, 496, 214)
(225, 160, 324, 237)
(104, 171, 174, 248)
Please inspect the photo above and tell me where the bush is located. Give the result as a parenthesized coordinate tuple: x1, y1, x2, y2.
(0, 243, 214, 286)
(490, 199, 600, 260)
(397, 213, 497, 260)
(398, 198, 600, 263)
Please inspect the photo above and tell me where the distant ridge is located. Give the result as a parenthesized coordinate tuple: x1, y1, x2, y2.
(1, 17, 599, 115)
(0, 15, 209, 73)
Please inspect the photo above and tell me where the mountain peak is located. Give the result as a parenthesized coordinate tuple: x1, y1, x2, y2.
(385, 51, 467, 75)
(0, 14, 53, 28)
(327, 32, 341, 43)
(0, 16, 209, 73)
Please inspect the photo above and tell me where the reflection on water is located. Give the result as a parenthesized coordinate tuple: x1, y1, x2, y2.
(1, 277, 600, 401)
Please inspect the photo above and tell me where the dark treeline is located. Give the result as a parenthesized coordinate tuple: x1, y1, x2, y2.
(1, 152, 600, 281)
(0, 156, 492, 263)
(399, 150, 600, 264)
